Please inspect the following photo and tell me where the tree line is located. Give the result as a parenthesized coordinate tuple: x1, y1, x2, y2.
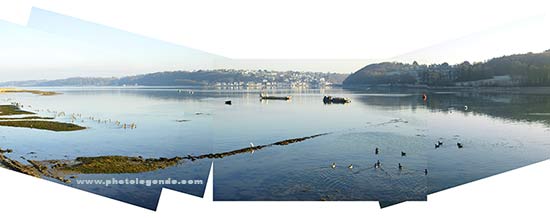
(343, 50, 550, 87)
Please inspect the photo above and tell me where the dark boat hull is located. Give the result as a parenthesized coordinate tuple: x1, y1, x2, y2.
(323, 96, 351, 104)
(260, 94, 292, 100)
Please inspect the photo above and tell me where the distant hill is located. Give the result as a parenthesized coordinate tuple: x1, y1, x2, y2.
(344, 50, 550, 87)
(342, 62, 420, 86)
(0, 70, 347, 87)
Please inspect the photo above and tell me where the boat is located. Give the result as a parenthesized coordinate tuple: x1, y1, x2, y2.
(260, 93, 292, 100)
(323, 96, 351, 104)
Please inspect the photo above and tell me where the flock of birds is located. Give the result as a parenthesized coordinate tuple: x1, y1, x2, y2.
(435, 140, 463, 149)
(329, 140, 465, 176)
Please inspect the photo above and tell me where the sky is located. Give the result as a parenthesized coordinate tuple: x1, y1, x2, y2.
(0, 8, 224, 82)
(391, 14, 550, 64)
(1, 0, 550, 81)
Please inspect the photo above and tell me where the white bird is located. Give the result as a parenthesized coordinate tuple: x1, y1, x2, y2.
(348, 164, 354, 169)
(248, 143, 256, 154)
(331, 163, 336, 169)
(464, 105, 469, 111)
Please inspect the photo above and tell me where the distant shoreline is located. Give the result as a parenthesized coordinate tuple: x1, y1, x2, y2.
(3, 85, 550, 95)
(342, 85, 550, 94)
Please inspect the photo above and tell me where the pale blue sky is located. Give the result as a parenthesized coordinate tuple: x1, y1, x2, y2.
(0, 8, 224, 82)
(1, 7, 549, 82)
(391, 14, 550, 64)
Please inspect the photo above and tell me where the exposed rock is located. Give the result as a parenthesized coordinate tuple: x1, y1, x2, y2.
(0, 148, 13, 153)
(0, 153, 41, 177)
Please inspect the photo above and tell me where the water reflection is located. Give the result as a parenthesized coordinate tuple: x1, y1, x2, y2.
(352, 88, 550, 196)
(1, 87, 548, 207)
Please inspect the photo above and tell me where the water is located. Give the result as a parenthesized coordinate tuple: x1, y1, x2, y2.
(424, 90, 550, 193)
(1, 87, 549, 208)
(211, 89, 429, 202)
(1, 87, 214, 210)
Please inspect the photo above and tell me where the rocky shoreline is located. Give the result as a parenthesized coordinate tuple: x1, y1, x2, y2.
(0, 133, 329, 184)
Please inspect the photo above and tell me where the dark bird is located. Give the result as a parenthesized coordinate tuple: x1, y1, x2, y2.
(457, 142, 463, 149)
(401, 151, 407, 157)
(435, 143, 440, 149)
(424, 169, 428, 175)
(374, 160, 381, 169)
(437, 140, 443, 146)
(225, 100, 232, 105)
(375, 147, 379, 155)
(398, 163, 403, 170)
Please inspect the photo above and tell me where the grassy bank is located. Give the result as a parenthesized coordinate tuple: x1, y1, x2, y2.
(0, 120, 86, 132)
(0, 105, 35, 116)
(56, 156, 183, 174)
(0, 105, 85, 131)
(0, 116, 54, 120)
(0, 88, 59, 96)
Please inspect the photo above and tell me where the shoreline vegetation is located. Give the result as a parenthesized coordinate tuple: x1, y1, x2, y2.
(0, 70, 346, 88)
(0, 105, 35, 116)
(0, 133, 329, 183)
(343, 50, 550, 87)
(344, 85, 550, 94)
(0, 120, 86, 132)
(0, 88, 59, 96)
(0, 105, 85, 131)
(0, 116, 54, 120)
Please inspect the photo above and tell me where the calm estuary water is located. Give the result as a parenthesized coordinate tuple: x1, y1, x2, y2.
(1, 87, 549, 208)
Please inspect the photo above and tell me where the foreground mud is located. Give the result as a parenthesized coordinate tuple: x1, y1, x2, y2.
(54, 156, 184, 174)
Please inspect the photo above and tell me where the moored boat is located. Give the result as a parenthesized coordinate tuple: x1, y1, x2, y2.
(260, 93, 292, 100)
(323, 96, 351, 104)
